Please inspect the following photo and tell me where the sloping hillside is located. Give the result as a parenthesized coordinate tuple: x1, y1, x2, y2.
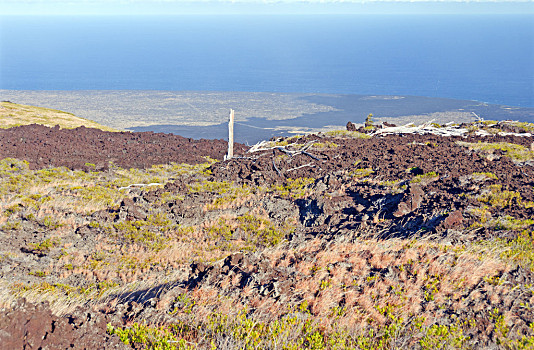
(0, 101, 118, 131)
(0, 120, 533, 349)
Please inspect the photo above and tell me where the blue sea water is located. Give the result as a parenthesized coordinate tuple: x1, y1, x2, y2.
(0, 15, 533, 107)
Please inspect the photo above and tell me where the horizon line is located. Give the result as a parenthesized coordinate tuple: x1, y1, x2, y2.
(1, 1, 533, 15)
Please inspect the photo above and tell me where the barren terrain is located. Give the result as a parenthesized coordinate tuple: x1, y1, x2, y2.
(0, 118, 533, 349)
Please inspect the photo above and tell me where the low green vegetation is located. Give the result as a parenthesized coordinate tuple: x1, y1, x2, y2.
(263, 139, 292, 148)
(471, 172, 498, 181)
(111, 159, 216, 189)
(456, 141, 534, 162)
(188, 180, 254, 210)
(105, 214, 174, 252)
(493, 216, 534, 231)
(28, 238, 61, 254)
(463, 120, 534, 135)
(205, 214, 295, 251)
(468, 208, 533, 233)
(411, 171, 439, 184)
(311, 141, 339, 149)
(476, 184, 534, 209)
(485, 230, 534, 271)
(102, 233, 534, 349)
(465, 120, 534, 134)
(107, 303, 527, 350)
(350, 168, 375, 180)
(324, 129, 370, 138)
(0, 157, 215, 222)
(379, 179, 407, 194)
(28, 270, 48, 277)
(511, 121, 534, 133)
(466, 123, 501, 134)
(271, 177, 315, 199)
(0, 221, 21, 231)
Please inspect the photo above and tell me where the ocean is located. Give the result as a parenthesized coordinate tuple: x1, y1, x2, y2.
(0, 15, 533, 108)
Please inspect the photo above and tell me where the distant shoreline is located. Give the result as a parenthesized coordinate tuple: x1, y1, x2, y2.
(1, 90, 532, 143)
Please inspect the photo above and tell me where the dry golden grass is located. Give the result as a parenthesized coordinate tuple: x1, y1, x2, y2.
(0, 101, 118, 131)
(117, 234, 525, 350)
(241, 237, 511, 325)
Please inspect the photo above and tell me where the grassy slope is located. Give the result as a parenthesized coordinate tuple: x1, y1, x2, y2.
(0, 101, 118, 131)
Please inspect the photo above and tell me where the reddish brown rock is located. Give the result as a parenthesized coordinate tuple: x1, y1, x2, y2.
(0, 299, 127, 350)
(393, 185, 424, 217)
(0, 124, 247, 170)
(441, 210, 464, 229)
(346, 121, 356, 131)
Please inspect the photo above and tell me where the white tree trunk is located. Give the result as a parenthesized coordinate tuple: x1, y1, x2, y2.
(225, 109, 235, 160)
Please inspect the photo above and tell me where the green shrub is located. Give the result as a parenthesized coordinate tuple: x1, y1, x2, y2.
(477, 185, 531, 209)
(497, 230, 534, 271)
(205, 214, 294, 251)
(107, 305, 478, 350)
(109, 218, 171, 252)
(107, 323, 194, 350)
(271, 177, 315, 199)
(471, 172, 498, 180)
(28, 238, 61, 254)
(456, 141, 533, 162)
(325, 130, 370, 138)
(350, 168, 374, 180)
(411, 171, 439, 184)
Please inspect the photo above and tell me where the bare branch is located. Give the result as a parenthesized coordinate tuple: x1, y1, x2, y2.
(286, 163, 314, 172)
(272, 159, 283, 177)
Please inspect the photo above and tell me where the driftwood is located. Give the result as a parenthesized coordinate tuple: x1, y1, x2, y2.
(301, 151, 321, 161)
(371, 121, 468, 137)
(286, 163, 314, 172)
(371, 120, 532, 138)
(248, 140, 295, 154)
(473, 130, 533, 137)
(248, 140, 322, 161)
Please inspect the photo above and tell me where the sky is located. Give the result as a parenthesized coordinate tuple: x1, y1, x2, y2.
(0, 0, 533, 15)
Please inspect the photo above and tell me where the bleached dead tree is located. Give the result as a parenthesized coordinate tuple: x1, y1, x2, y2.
(224, 109, 235, 160)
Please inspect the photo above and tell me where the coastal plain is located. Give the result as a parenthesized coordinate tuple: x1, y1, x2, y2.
(1, 90, 532, 143)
